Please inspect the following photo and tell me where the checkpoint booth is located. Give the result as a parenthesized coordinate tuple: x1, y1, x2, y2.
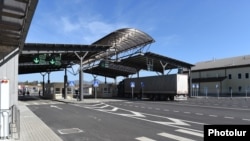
(43, 82, 74, 100)
(92, 83, 118, 98)
(43, 82, 93, 99)
(74, 83, 117, 98)
(42, 81, 118, 100)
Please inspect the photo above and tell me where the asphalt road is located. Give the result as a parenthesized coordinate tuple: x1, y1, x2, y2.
(25, 97, 250, 141)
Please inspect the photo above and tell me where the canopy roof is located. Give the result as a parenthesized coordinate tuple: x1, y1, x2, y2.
(84, 28, 155, 64)
(0, 0, 38, 63)
(19, 43, 110, 74)
(19, 28, 156, 75)
(84, 52, 194, 78)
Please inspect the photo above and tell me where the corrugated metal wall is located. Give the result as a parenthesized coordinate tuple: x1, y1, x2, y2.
(0, 53, 19, 107)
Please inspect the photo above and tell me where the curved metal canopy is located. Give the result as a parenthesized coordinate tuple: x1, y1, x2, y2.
(92, 28, 155, 51)
(85, 28, 155, 64)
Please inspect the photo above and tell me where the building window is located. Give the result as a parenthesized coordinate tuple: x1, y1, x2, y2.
(246, 73, 249, 79)
(55, 88, 60, 94)
(238, 73, 241, 79)
(238, 86, 242, 92)
(228, 74, 232, 79)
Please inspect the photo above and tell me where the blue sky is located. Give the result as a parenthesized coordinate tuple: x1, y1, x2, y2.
(19, 0, 250, 83)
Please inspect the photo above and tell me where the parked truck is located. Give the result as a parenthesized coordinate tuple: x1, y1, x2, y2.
(117, 74, 189, 101)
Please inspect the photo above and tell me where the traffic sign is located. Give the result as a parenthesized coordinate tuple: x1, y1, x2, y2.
(33, 56, 40, 64)
(32, 54, 62, 65)
(93, 80, 99, 87)
(100, 60, 109, 68)
(130, 82, 135, 88)
(68, 81, 75, 87)
(141, 82, 144, 87)
(49, 58, 55, 65)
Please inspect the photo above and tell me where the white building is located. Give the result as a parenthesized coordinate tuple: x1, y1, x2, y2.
(185, 55, 250, 97)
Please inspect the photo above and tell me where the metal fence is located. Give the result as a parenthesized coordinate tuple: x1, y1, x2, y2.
(0, 105, 21, 140)
(191, 88, 250, 99)
(10, 104, 20, 140)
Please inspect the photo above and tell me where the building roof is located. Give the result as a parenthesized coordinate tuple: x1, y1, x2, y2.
(0, 0, 38, 63)
(191, 55, 250, 72)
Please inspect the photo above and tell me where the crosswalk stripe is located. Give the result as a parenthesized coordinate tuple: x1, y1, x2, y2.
(135, 137, 156, 141)
(158, 132, 196, 141)
(176, 129, 203, 137)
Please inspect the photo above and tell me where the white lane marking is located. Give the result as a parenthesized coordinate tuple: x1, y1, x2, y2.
(141, 106, 145, 108)
(148, 101, 250, 111)
(176, 129, 203, 137)
(224, 116, 234, 119)
(195, 113, 203, 115)
(242, 118, 250, 121)
(155, 108, 160, 110)
(173, 110, 179, 112)
(135, 137, 156, 141)
(50, 105, 63, 110)
(164, 109, 169, 111)
(184, 112, 190, 114)
(158, 132, 196, 141)
(154, 117, 190, 126)
(209, 115, 217, 117)
(98, 107, 118, 112)
(33, 102, 39, 105)
(79, 103, 205, 132)
(119, 111, 146, 118)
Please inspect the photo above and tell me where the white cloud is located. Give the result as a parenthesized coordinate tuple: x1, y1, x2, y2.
(54, 17, 118, 43)
(61, 17, 81, 32)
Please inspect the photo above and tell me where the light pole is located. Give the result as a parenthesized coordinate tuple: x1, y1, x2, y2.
(40, 72, 47, 97)
(196, 84, 199, 97)
(204, 87, 208, 99)
(192, 84, 195, 97)
(216, 84, 219, 99)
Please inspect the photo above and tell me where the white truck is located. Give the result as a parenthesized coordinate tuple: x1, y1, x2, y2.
(118, 74, 189, 101)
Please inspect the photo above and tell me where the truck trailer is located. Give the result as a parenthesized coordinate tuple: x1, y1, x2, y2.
(117, 74, 189, 101)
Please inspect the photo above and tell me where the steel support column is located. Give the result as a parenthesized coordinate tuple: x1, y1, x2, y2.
(75, 52, 88, 101)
